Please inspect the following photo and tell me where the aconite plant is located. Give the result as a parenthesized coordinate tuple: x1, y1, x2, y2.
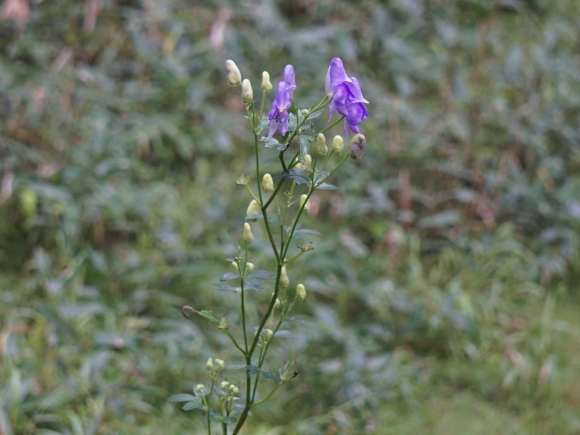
(169, 58, 368, 435)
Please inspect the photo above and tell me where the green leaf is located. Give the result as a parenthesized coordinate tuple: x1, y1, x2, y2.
(249, 270, 276, 279)
(221, 272, 240, 281)
(262, 369, 282, 383)
(167, 393, 197, 403)
(298, 135, 314, 159)
(243, 277, 262, 292)
(274, 330, 293, 338)
(294, 228, 323, 237)
(214, 282, 239, 292)
(182, 398, 205, 411)
(316, 182, 339, 190)
(197, 310, 221, 324)
(306, 110, 322, 120)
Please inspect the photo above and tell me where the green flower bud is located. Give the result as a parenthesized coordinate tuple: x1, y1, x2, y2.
(225, 60, 242, 86)
(262, 173, 274, 193)
(247, 262, 255, 272)
(261, 71, 273, 93)
(220, 381, 230, 390)
(349, 134, 366, 160)
(206, 358, 214, 371)
(243, 222, 254, 243)
(195, 384, 205, 393)
(242, 79, 253, 104)
(301, 109, 309, 116)
(265, 329, 274, 340)
(232, 386, 240, 395)
(246, 199, 261, 217)
(215, 359, 225, 369)
(315, 133, 328, 156)
(332, 135, 344, 155)
(299, 194, 310, 212)
(274, 298, 281, 309)
(231, 261, 238, 270)
(280, 266, 290, 288)
(296, 283, 306, 301)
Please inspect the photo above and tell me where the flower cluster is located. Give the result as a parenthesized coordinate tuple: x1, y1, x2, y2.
(267, 57, 369, 137)
(267, 65, 297, 137)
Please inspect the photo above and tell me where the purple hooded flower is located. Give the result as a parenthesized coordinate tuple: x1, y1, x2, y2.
(326, 58, 369, 134)
(268, 65, 297, 137)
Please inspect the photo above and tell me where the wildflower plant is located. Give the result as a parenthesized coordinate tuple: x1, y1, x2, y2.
(169, 58, 368, 434)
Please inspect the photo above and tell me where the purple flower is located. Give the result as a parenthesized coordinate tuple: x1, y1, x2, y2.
(268, 65, 297, 137)
(326, 58, 369, 134)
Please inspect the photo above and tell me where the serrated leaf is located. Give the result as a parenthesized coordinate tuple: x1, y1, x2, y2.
(288, 113, 297, 133)
(288, 168, 310, 185)
(221, 272, 240, 281)
(316, 182, 339, 190)
(168, 393, 197, 403)
(306, 110, 322, 120)
(243, 277, 262, 292)
(214, 282, 239, 292)
(294, 228, 322, 236)
(182, 399, 204, 411)
(285, 316, 305, 324)
(196, 310, 221, 324)
(246, 365, 262, 376)
(249, 270, 276, 280)
(262, 369, 282, 383)
(261, 136, 281, 149)
(298, 135, 314, 159)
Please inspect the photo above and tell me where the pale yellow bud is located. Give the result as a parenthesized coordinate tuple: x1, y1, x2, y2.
(220, 381, 230, 390)
(225, 60, 242, 86)
(301, 109, 309, 116)
(265, 329, 274, 340)
(295, 162, 304, 171)
(196, 384, 205, 393)
(231, 261, 238, 270)
(280, 266, 290, 288)
(299, 194, 310, 212)
(215, 359, 225, 369)
(296, 283, 306, 301)
(243, 222, 254, 243)
(247, 262, 255, 272)
(206, 358, 214, 371)
(262, 173, 274, 193)
(304, 154, 312, 167)
(261, 71, 273, 93)
(242, 79, 253, 104)
(232, 386, 240, 395)
(246, 199, 261, 217)
(229, 384, 237, 393)
(274, 298, 281, 309)
(315, 133, 328, 156)
(331, 135, 344, 155)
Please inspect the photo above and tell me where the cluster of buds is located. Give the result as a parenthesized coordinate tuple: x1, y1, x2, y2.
(225, 60, 274, 109)
(256, 328, 274, 347)
(231, 258, 254, 273)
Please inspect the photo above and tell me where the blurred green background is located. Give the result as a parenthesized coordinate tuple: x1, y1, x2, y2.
(1, 0, 580, 434)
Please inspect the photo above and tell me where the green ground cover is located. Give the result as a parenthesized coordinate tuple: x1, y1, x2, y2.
(1, 0, 580, 433)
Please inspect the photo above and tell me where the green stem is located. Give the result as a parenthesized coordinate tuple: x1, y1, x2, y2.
(252, 384, 281, 408)
(319, 115, 345, 135)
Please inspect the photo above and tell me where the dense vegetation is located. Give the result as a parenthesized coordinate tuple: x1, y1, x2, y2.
(1, 0, 579, 433)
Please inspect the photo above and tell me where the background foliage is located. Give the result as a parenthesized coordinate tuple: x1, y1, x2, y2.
(1, 0, 580, 434)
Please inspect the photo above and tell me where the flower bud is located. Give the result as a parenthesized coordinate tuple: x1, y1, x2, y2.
(296, 283, 306, 301)
(349, 134, 366, 160)
(274, 297, 281, 309)
(225, 60, 242, 86)
(265, 329, 274, 340)
(243, 222, 254, 243)
(232, 386, 240, 395)
(247, 262, 255, 272)
(220, 381, 230, 390)
(262, 173, 274, 193)
(246, 199, 261, 217)
(280, 266, 290, 288)
(206, 358, 214, 371)
(196, 384, 205, 393)
(301, 109, 309, 116)
(231, 261, 238, 270)
(215, 359, 225, 369)
(332, 135, 344, 155)
(242, 79, 253, 104)
(304, 154, 312, 167)
(315, 133, 328, 156)
(261, 71, 273, 93)
(299, 194, 310, 212)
